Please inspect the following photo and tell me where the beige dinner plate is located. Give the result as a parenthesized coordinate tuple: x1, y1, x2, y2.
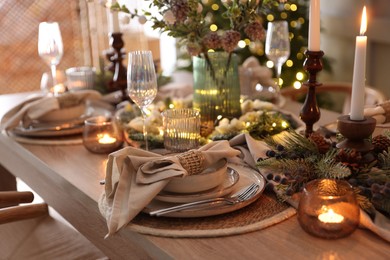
(12, 123, 84, 137)
(155, 167, 239, 203)
(143, 163, 265, 218)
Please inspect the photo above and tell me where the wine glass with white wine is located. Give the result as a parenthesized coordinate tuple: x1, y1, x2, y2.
(265, 21, 290, 98)
(38, 22, 64, 95)
(127, 50, 158, 151)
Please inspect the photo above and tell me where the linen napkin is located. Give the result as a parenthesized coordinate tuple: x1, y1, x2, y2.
(103, 140, 240, 236)
(0, 90, 101, 131)
(229, 133, 390, 243)
(364, 100, 390, 124)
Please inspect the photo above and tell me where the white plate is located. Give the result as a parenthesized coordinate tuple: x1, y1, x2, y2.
(143, 163, 265, 218)
(155, 167, 239, 203)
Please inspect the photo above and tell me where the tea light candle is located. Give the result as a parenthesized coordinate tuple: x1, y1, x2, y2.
(297, 179, 360, 239)
(51, 83, 66, 96)
(318, 207, 344, 224)
(98, 133, 117, 144)
(83, 116, 123, 154)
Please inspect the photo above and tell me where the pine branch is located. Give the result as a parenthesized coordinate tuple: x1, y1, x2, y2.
(264, 130, 319, 157)
(315, 154, 351, 179)
(378, 148, 390, 170)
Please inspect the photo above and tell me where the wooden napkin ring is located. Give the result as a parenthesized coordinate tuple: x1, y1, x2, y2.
(177, 150, 205, 175)
(379, 101, 390, 123)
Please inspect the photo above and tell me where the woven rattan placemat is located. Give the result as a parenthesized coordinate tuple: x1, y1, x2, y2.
(125, 192, 296, 238)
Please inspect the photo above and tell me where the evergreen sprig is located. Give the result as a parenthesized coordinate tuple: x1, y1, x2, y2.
(265, 130, 319, 156)
(315, 151, 351, 179)
(378, 148, 390, 170)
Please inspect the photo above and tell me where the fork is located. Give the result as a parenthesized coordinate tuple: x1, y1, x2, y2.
(149, 183, 259, 216)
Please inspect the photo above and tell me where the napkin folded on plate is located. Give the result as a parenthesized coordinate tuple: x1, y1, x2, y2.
(230, 133, 390, 243)
(0, 90, 101, 131)
(103, 140, 240, 236)
(364, 100, 390, 124)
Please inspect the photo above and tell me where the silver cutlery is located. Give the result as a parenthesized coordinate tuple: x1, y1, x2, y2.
(149, 183, 259, 216)
(18, 122, 84, 133)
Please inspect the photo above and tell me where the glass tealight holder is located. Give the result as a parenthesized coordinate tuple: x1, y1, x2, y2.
(162, 108, 201, 152)
(297, 179, 360, 239)
(83, 116, 123, 154)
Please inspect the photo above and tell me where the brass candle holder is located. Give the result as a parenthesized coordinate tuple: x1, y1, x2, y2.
(107, 33, 128, 101)
(300, 50, 324, 137)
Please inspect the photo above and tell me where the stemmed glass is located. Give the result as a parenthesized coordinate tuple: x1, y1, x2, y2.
(127, 50, 158, 151)
(265, 21, 290, 94)
(38, 22, 63, 95)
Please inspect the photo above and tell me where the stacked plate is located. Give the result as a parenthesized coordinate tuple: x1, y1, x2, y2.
(144, 163, 266, 218)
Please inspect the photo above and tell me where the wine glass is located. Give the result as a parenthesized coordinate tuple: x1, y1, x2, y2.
(127, 50, 158, 150)
(265, 21, 290, 95)
(38, 22, 64, 95)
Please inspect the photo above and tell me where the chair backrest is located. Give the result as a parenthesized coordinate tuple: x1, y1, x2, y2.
(280, 82, 387, 114)
(0, 191, 48, 224)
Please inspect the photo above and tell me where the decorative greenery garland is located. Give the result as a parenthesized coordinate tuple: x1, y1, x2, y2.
(257, 131, 390, 217)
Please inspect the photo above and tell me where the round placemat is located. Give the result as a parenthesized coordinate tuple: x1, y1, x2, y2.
(4, 131, 82, 145)
(101, 192, 296, 238)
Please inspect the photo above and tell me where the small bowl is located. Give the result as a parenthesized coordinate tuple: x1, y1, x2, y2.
(39, 104, 86, 122)
(163, 159, 228, 194)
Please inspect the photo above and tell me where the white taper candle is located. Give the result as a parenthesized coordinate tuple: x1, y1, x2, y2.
(107, 0, 120, 34)
(350, 6, 367, 121)
(308, 0, 321, 51)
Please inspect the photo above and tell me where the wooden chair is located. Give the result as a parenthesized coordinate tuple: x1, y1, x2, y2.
(0, 191, 106, 259)
(280, 82, 387, 114)
(0, 191, 48, 224)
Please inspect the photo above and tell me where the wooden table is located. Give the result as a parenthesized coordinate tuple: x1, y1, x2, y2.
(0, 92, 388, 259)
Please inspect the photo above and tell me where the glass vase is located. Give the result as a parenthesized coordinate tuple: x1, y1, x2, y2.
(192, 52, 241, 136)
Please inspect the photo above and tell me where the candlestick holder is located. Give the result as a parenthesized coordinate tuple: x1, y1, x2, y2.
(107, 33, 128, 101)
(336, 115, 376, 164)
(300, 50, 324, 137)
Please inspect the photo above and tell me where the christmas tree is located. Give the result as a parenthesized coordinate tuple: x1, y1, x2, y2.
(177, 0, 331, 89)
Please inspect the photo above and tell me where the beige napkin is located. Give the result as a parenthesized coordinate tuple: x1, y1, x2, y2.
(103, 140, 240, 236)
(364, 100, 390, 124)
(0, 90, 101, 131)
(239, 56, 276, 96)
(230, 133, 390, 243)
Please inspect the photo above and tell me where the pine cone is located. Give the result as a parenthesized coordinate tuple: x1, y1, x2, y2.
(244, 22, 265, 41)
(221, 30, 241, 53)
(308, 132, 331, 154)
(372, 135, 390, 153)
(171, 0, 190, 23)
(187, 41, 202, 56)
(335, 148, 362, 173)
(202, 32, 221, 50)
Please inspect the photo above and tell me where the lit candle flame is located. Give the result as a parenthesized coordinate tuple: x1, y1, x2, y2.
(52, 83, 66, 95)
(98, 133, 116, 144)
(360, 6, 367, 36)
(318, 208, 344, 224)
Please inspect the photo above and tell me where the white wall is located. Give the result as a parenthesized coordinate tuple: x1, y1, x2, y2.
(320, 0, 390, 97)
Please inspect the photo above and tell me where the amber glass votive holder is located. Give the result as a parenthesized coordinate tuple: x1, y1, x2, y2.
(162, 108, 201, 152)
(83, 116, 123, 154)
(297, 179, 360, 239)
